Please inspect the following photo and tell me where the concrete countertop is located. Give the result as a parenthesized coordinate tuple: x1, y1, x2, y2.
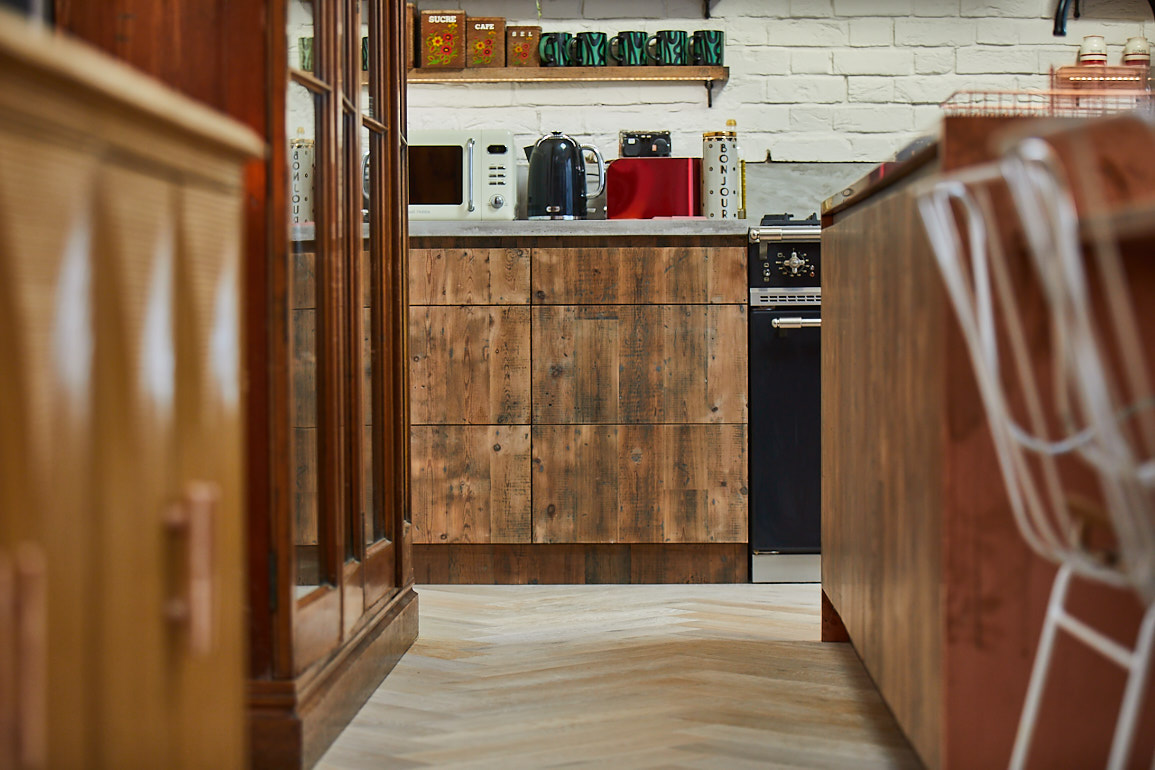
(291, 219, 751, 242)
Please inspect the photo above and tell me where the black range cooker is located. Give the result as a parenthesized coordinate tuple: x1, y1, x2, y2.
(748, 213, 822, 583)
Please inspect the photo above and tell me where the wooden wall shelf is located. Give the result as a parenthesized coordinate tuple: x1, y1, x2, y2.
(366, 65, 730, 106)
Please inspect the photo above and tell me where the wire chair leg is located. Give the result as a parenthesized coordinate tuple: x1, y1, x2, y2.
(1106, 601, 1155, 770)
(1010, 563, 1076, 770)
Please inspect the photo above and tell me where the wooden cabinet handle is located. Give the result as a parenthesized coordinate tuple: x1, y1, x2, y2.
(15, 545, 45, 770)
(0, 545, 47, 769)
(165, 483, 218, 656)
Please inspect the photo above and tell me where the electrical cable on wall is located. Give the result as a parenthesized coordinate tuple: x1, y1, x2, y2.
(1055, 0, 1155, 35)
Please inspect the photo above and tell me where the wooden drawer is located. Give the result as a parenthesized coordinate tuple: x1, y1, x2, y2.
(411, 425, 532, 544)
(410, 247, 530, 305)
(532, 246, 745, 304)
(532, 424, 747, 544)
(409, 306, 531, 424)
(533, 305, 747, 424)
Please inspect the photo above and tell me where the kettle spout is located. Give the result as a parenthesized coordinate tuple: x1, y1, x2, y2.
(524, 146, 535, 162)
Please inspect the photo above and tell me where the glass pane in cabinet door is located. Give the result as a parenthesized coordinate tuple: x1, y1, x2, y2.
(288, 0, 315, 75)
(287, 80, 324, 597)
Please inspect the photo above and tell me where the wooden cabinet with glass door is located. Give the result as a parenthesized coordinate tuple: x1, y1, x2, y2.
(248, 0, 417, 767)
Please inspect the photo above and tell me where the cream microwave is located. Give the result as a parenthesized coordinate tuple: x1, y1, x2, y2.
(408, 129, 517, 221)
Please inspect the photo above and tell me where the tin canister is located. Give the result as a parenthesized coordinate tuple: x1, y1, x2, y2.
(290, 133, 315, 224)
(701, 129, 740, 219)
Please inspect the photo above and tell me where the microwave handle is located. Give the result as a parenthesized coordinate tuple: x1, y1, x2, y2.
(466, 138, 476, 212)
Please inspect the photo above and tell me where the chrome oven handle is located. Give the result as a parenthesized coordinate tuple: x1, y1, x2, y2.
(466, 138, 476, 212)
(771, 317, 822, 329)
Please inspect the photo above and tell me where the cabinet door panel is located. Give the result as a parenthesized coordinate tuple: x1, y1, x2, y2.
(533, 305, 747, 424)
(532, 246, 745, 304)
(410, 306, 530, 424)
(532, 424, 747, 544)
(410, 247, 530, 305)
(411, 426, 531, 544)
(0, 133, 100, 769)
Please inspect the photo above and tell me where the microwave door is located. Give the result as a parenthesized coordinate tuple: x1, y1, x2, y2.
(408, 141, 479, 220)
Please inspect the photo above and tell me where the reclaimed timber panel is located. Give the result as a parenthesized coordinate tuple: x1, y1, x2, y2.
(409, 306, 530, 425)
(410, 543, 748, 584)
(291, 308, 317, 428)
(410, 247, 530, 305)
(533, 305, 747, 424)
(823, 182, 944, 769)
(291, 248, 316, 310)
(532, 424, 747, 545)
(532, 246, 745, 305)
(410, 426, 532, 544)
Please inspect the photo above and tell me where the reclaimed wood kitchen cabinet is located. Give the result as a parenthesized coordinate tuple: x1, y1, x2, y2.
(408, 235, 750, 583)
(0, 15, 262, 767)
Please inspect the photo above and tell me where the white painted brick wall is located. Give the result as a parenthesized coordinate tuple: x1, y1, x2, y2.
(313, 0, 1155, 163)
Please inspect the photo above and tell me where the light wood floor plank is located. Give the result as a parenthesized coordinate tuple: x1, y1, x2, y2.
(318, 585, 920, 769)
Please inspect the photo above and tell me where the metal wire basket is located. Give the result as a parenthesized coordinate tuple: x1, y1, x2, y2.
(942, 88, 1154, 119)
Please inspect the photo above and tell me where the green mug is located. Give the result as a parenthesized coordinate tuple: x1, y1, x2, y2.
(362, 36, 369, 71)
(609, 30, 647, 66)
(647, 30, 690, 66)
(573, 31, 608, 67)
(539, 32, 574, 67)
(692, 30, 724, 65)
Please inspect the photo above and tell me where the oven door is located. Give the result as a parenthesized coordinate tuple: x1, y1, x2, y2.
(749, 307, 821, 557)
(408, 131, 481, 221)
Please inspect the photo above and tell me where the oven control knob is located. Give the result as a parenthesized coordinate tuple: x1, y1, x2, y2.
(776, 249, 811, 277)
(491, 194, 506, 209)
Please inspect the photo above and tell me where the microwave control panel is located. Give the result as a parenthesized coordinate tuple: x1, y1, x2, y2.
(480, 130, 517, 220)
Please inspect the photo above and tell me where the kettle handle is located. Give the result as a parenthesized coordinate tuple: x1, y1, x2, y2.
(582, 144, 606, 200)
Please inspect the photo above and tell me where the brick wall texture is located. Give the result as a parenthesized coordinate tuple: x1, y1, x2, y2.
(408, 0, 1154, 162)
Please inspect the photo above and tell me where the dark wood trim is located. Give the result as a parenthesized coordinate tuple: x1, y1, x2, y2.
(249, 586, 419, 770)
(820, 589, 849, 643)
(413, 543, 748, 584)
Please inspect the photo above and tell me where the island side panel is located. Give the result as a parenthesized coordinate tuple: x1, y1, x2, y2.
(821, 184, 944, 769)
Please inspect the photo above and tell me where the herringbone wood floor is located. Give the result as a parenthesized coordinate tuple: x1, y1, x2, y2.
(318, 585, 921, 769)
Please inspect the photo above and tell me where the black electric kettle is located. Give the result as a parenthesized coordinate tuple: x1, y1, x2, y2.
(525, 132, 605, 220)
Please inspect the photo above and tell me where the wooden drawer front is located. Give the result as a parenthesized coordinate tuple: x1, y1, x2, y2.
(532, 424, 747, 544)
(410, 306, 530, 424)
(410, 247, 530, 305)
(532, 246, 745, 304)
(411, 426, 532, 544)
(533, 305, 747, 424)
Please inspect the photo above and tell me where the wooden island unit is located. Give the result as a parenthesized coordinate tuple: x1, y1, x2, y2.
(407, 223, 752, 584)
(820, 116, 1155, 768)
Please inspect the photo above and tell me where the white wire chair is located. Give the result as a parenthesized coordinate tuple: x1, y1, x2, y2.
(916, 113, 1155, 770)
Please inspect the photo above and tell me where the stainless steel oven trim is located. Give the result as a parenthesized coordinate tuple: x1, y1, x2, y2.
(749, 225, 821, 243)
(749, 287, 821, 306)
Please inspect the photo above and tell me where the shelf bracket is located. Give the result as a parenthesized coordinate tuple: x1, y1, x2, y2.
(706, 80, 714, 108)
(704, 0, 710, 18)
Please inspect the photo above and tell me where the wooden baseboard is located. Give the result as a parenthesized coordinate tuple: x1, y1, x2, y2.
(248, 587, 419, 768)
(821, 589, 850, 643)
(413, 543, 748, 584)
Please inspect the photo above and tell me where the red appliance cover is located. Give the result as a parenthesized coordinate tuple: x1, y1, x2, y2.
(606, 157, 701, 219)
